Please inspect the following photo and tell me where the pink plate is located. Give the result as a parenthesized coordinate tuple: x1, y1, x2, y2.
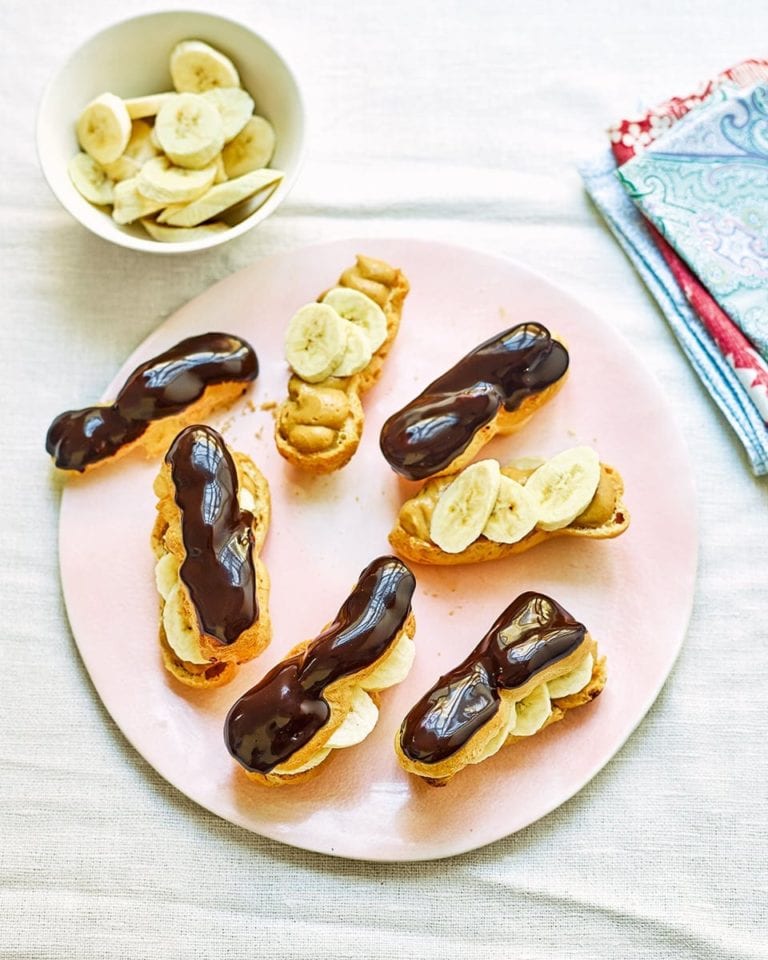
(58, 238, 697, 861)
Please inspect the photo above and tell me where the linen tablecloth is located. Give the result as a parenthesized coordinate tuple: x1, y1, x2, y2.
(3, 1, 767, 957)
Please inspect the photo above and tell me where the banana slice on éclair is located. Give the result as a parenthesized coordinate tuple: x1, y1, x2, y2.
(222, 116, 276, 177)
(524, 446, 601, 531)
(285, 303, 348, 382)
(330, 324, 372, 377)
(322, 286, 389, 352)
(170, 40, 241, 93)
(482, 474, 538, 544)
(76, 92, 131, 165)
(429, 459, 502, 554)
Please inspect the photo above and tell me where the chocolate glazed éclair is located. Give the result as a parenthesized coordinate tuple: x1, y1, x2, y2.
(379, 322, 568, 480)
(166, 424, 257, 646)
(400, 592, 585, 764)
(225, 556, 416, 774)
(46, 332, 258, 471)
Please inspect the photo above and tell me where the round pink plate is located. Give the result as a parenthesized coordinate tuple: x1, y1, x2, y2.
(58, 238, 697, 861)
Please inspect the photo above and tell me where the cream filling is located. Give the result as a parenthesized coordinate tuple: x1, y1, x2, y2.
(271, 632, 414, 776)
(472, 652, 594, 763)
(156, 486, 256, 665)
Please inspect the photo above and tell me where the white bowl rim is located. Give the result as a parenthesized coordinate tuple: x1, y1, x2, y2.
(36, 8, 306, 255)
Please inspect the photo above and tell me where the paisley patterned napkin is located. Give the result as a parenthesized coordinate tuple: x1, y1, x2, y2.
(580, 61, 768, 476)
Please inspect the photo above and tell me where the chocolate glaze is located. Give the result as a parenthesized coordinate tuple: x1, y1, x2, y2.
(46, 333, 258, 471)
(166, 425, 257, 647)
(379, 323, 568, 480)
(225, 556, 416, 774)
(400, 592, 585, 765)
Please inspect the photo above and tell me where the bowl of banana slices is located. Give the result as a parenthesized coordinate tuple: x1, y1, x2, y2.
(37, 11, 305, 253)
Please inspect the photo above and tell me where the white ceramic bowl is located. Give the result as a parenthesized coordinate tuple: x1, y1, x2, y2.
(37, 10, 305, 254)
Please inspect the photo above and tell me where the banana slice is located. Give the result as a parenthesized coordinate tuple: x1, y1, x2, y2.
(277, 747, 332, 775)
(330, 322, 373, 377)
(155, 204, 186, 224)
(162, 582, 207, 664)
(101, 154, 141, 183)
(222, 116, 276, 177)
(137, 155, 217, 204)
(360, 634, 416, 691)
(547, 653, 595, 698)
(154, 552, 178, 600)
(213, 153, 228, 183)
(513, 683, 552, 736)
(202, 87, 254, 142)
(285, 303, 348, 383)
(526, 446, 601, 532)
(67, 153, 114, 205)
(163, 168, 283, 227)
(170, 40, 241, 93)
(321, 287, 388, 352)
(125, 119, 161, 163)
(472, 705, 518, 762)
(430, 460, 502, 554)
(324, 688, 379, 748)
(482, 475, 538, 544)
(76, 92, 131, 165)
(140, 219, 229, 242)
(155, 93, 224, 170)
(124, 92, 177, 119)
(111, 179, 166, 224)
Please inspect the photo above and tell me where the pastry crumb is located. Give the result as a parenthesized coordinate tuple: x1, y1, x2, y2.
(260, 400, 277, 412)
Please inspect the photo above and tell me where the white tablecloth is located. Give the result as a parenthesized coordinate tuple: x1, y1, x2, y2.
(4, 1, 767, 957)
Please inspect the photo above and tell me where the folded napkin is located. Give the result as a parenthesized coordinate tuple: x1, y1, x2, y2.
(581, 61, 768, 475)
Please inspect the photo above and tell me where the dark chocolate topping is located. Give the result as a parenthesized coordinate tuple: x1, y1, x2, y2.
(166, 424, 257, 646)
(399, 592, 585, 764)
(379, 323, 568, 480)
(225, 556, 416, 774)
(45, 333, 258, 471)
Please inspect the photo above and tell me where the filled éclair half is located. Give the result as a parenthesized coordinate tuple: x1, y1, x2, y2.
(152, 424, 271, 688)
(225, 556, 416, 786)
(46, 332, 258, 472)
(396, 592, 605, 785)
(379, 322, 568, 482)
(275, 255, 410, 473)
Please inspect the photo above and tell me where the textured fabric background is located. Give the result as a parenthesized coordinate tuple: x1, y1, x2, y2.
(3, 1, 767, 958)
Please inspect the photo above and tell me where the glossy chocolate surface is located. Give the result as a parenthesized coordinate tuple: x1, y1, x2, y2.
(45, 333, 257, 471)
(225, 556, 416, 774)
(167, 425, 257, 646)
(400, 592, 585, 764)
(379, 323, 568, 480)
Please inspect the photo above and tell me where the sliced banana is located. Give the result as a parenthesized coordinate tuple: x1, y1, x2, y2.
(140, 219, 229, 242)
(276, 747, 332, 775)
(155, 203, 186, 225)
(472, 706, 518, 763)
(137, 155, 217, 204)
(321, 287, 388, 352)
(430, 460, 502, 554)
(163, 168, 283, 227)
(124, 119, 161, 163)
(202, 87, 254, 142)
(212, 153, 228, 183)
(101, 154, 141, 183)
(324, 688, 379, 748)
(170, 40, 241, 93)
(526, 446, 601, 532)
(482, 475, 538, 544)
(155, 92, 224, 170)
(111, 179, 166, 224)
(548, 653, 594, 698)
(285, 303, 348, 383)
(222, 116, 276, 177)
(330, 322, 373, 377)
(76, 92, 131, 165)
(162, 582, 207, 664)
(124, 92, 177, 119)
(512, 683, 552, 736)
(68, 153, 114, 205)
(360, 634, 416, 691)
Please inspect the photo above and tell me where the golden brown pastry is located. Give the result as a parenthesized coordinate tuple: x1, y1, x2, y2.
(46, 332, 258, 473)
(225, 556, 416, 785)
(396, 591, 605, 785)
(389, 447, 629, 565)
(275, 255, 409, 473)
(379, 322, 569, 481)
(152, 424, 271, 688)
